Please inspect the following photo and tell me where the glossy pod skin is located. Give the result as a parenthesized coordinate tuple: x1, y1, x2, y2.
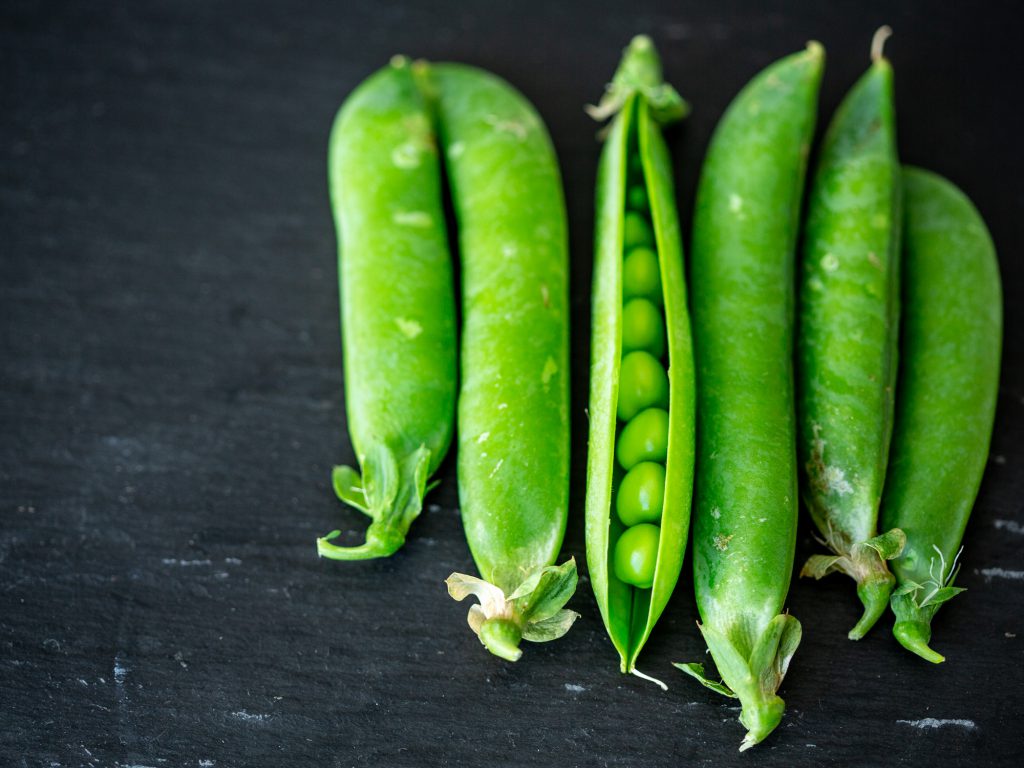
(675, 44, 823, 751)
(796, 32, 905, 640)
(584, 36, 695, 680)
(318, 58, 456, 560)
(431, 64, 577, 662)
(882, 167, 1002, 664)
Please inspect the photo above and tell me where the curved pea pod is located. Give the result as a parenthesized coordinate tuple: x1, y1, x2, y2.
(881, 167, 1002, 664)
(674, 43, 823, 750)
(584, 36, 695, 682)
(797, 31, 905, 640)
(426, 63, 576, 662)
(317, 57, 456, 560)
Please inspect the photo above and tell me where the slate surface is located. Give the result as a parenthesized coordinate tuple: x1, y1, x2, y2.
(2, 1, 1023, 766)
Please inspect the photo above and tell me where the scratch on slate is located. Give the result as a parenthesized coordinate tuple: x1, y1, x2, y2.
(896, 718, 977, 730)
(979, 567, 1024, 581)
(993, 519, 1024, 535)
(231, 710, 273, 723)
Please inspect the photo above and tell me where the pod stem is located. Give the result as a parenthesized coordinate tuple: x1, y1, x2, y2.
(446, 559, 579, 662)
(316, 444, 433, 561)
(871, 25, 893, 62)
(801, 527, 905, 639)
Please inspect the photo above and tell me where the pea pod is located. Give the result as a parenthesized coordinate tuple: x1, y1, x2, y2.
(317, 57, 456, 560)
(428, 64, 577, 662)
(796, 29, 905, 639)
(882, 167, 1002, 663)
(584, 36, 695, 682)
(674, 43, 824, 750)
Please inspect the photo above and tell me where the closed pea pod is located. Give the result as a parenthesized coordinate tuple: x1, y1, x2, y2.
(882, 167, 1002, 663)
(428, 64, 577, 662)
(797, 28, 906, 639)
(317, 57, 456, 560)
(675, 44, 823, 750)
(584, 36, 696, 680)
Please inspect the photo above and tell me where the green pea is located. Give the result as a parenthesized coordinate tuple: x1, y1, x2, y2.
(623, 211, 655, 249)
(318, 56, 457, 561)
(623, 246, 662, 302)
(616, 461, 666, 526)
(616, 407, 669, 470)
(613, 523, 660, 588)
(676, 42, 823, 751)
(627, 184, 648, 211)
(617, 350, 669, 421)
(622, 298, 665, 357)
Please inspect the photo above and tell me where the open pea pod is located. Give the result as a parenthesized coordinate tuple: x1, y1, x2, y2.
(584, 36, 696, 682)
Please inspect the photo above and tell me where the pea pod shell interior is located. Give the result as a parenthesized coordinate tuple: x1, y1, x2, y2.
(585, 94, 695, 672)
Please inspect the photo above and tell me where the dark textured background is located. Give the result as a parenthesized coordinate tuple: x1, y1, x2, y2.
(2, 1, 1022, 766)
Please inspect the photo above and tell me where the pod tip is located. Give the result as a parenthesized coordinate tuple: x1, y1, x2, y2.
(805, 40, 825, 60)
(871, 26, 893, 62)
(848, 573, 896, 640)
(390, 54, 410, 69)
(893, 620, 946, 664)
(738, 695, 785, 751)
(630, 34, 654, 51)
(479, 618, 524, 662)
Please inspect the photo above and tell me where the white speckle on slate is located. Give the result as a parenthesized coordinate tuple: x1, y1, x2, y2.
(897, 718, 976, 730)
(979, 567, 1024, 581)
(993, 519, 1024, 535)
(565, 683, 586, 693)
(225, 557, 242, 565)
(991, 454, 1006, 465)
(427, 504, 442, 514)
(231, 710, 272, 723)
(199, 761, 215, 767)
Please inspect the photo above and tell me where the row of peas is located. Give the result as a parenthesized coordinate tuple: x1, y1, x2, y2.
(612, 146, 670, 590)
